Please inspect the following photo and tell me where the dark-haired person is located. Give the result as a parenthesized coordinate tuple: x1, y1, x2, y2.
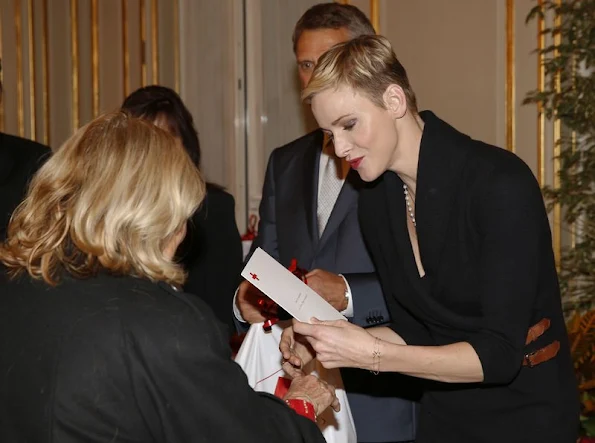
(0, 62, 50, 240)
(122, 85, 243, 336)
(233, 4, 418, 442)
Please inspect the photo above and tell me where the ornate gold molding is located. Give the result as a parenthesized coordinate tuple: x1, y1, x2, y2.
(91, 0, 99, 117)
(151, 0, 158, 84)
(27, 0, 36, 140)
(505, 0, 515, 152)
(16, 0, 25, 137)
(370, 0, 379, 33)
(173, 0, 180, 93)
(122, 0, 129, 96)
(552, 0, 562, 267)
(140, 0, 147, 86)
(42, 0, 50, 144)
(70, 0, 79, 130)
(536, 0, 545, 186)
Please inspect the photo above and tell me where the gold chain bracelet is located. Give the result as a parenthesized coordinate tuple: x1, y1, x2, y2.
(370, 337, 381, 375)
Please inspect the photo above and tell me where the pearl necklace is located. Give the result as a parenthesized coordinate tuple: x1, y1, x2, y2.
(403, 183, 416, 227)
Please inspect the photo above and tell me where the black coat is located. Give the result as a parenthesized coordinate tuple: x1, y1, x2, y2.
(0, 271, 325, 443)
(0, 132, 50, 239)
(359, 111, 579, 443)
(179, 184, 243, 336)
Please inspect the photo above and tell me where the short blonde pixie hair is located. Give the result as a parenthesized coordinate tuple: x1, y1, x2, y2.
(302, 35, 418, 113)
(0, 111, 205, 286)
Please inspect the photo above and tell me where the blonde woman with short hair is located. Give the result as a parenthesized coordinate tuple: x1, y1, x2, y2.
(0, 111, 335, 443)
(281, 35, 579, 442)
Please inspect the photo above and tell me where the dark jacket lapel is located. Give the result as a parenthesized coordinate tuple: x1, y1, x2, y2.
(302, 130, 323, 249)
(415, 111, 471, 276)
(383, 172, 430, 299)
(275, 131, 322, 268)
(383, 171, 458, 330)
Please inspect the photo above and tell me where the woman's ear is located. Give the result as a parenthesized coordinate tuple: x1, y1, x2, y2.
(382, 84, 407, 119)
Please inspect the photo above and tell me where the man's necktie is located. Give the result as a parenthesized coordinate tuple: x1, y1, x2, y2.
(317, 154, 343, 237)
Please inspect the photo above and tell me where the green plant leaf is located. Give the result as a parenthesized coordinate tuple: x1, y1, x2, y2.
(525, 0, 595, 314)
(581, 415, 595, 437)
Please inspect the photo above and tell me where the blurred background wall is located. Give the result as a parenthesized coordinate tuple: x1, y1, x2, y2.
(0, 0, 564, 258)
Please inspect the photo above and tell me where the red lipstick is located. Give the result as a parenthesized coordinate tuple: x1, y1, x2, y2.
(348, 157, 363, 169)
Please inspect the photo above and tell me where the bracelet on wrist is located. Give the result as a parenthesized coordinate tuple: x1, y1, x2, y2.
(370, 337, 381, 375)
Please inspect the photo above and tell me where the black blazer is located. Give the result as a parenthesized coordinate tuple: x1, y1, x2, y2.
(0, 132, 50, 239)
(0, 271, 325, 443)
(359, 111, 579, 442)
(179, 184, 243, 336)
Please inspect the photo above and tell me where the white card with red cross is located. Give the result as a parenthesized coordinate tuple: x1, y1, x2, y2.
(241, 247, 347, 323)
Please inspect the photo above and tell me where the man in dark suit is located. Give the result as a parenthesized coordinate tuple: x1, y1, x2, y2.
(233, 4, 418, 442)
(0, 66, 50, 240)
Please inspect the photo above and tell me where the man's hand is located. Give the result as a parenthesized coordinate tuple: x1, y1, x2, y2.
(305, 269, 348, 311)
(236, 280, 267, 324)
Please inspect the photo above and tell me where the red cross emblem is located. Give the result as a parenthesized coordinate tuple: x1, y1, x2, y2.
(250, 272, 259, 281)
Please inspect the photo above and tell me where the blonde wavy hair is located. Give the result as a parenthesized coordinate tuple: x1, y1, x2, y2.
(302, 35, 418, 113)
(0, 111, 205, 286)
